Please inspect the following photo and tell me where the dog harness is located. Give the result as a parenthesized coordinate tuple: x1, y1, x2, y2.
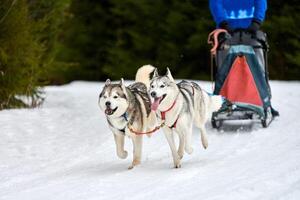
(121, 96, 180, 135)
(160, 97, 180, 129)
(127, 96, 181, 135)
(109, 110, 163, 135)
(121, 83, 199, 135)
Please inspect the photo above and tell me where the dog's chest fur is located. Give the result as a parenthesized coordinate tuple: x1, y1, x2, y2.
(107, 117, 127, 132)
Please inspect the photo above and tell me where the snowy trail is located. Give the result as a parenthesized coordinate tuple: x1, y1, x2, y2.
(0, 81, 300, 200)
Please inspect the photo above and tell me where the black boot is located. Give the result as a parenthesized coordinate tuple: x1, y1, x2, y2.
(271, 107, 279, 117)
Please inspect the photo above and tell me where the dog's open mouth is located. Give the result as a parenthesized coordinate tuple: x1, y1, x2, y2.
(105, 107, 118, 115)
(151, 94, 166, 111)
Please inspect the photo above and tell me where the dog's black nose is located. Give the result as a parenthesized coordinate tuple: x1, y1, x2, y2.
(105, 101, 111, 107)
(150, 92, 156, 98)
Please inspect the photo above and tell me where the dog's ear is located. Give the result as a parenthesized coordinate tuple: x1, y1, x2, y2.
(152, 68, 159, 79)
(120, 78, 125, 89)
(105, 79, 111, 86)
(120, 78, 128, 97)
(166, 67, 174, 82)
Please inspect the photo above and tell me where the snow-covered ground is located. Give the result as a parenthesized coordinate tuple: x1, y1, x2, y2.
(0, 81, 300, 200)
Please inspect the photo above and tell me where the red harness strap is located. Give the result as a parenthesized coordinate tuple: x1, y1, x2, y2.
(160, 99, 177, 121)
(160, 85, 195, 129)
(128, 124, 162, 135)
(160, 98, 179, 128)
(170, 116, 179, 128)
(127, 96, 180, 135)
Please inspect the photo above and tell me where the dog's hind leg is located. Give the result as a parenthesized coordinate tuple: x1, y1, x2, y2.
(194, 113, 208, 149)
(184, 126, 194, 154)
(128, 135, 143, 169)
(162, 127, 181, 168)
(113, 133, 128, 159)
(199, 125, 208, 149)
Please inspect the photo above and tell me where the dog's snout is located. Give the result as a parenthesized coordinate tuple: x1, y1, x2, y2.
(150, 91, 157, 98)
(105, 101, 111, 107)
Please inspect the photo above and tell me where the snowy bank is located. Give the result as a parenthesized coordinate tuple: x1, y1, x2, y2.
(0, 81, 300, 200)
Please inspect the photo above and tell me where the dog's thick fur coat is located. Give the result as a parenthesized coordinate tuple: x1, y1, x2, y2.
(149, 68, 223, 168)
(98, 65, 156, 169)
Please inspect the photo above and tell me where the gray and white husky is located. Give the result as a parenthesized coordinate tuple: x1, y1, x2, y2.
(98, 65, 157, 169)
(149, 68, 223, 168)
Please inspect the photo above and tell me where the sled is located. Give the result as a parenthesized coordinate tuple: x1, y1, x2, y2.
(208, 29, 277, 128)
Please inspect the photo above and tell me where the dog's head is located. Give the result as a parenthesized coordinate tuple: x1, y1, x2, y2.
(98, 79, 129, 118)
(149, 68, 178, 111)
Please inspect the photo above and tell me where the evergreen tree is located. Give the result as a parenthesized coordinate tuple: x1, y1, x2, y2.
(263, 0, 300, 80)
(0, 0, 42, 109)
(54, 0, 115, 82)
(58, 0, 300, 81)
(0, 0, 69, 109)
(58, 0, 215, 81)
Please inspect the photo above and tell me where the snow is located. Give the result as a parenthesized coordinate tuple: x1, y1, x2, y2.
(1, 81, 300, 200)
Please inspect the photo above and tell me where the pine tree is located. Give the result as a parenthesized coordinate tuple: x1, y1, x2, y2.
(263, 0, 300, 80)
(0, 0, 69, 109)
(56, 0, 300, 81)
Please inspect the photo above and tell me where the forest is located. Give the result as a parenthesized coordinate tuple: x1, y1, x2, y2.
(0, 0, 299, 109)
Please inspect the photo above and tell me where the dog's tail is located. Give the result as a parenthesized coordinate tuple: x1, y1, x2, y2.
(209, 95, 223, 113)
(135, 65, 155, 89)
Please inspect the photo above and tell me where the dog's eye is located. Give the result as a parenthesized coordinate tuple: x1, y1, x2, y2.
(113, 95, 118, 99)
(160, 85, 165, 88)
(151, 85, 154, 88)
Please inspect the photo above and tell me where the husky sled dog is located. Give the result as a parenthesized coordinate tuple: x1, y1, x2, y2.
(98, 65, 157, 169)
(149, 68, 223, 168)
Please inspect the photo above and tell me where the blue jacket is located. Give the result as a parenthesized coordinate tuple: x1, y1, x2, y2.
(209, 0, 267, 29)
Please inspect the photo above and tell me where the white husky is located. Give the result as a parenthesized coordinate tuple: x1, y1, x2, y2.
(149, 68, 223, 168)
(98, 65, 157, 169)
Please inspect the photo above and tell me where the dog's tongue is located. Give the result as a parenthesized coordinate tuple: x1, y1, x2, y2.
(105, 108, 112, 115)
(151, 97, 162, 111)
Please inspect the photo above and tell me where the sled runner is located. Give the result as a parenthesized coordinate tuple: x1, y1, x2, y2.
(208, 29, 278, 128)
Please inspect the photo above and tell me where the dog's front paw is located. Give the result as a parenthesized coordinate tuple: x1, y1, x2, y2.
(117, 150, 128, 159)
(174, 160, 181, 168)
(128, 165, 134, 170)
(128, 159, 141, 170)
(202, 142, 208, 149)
(201, 134, 208, 149)
(174, 163, 182, 168)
